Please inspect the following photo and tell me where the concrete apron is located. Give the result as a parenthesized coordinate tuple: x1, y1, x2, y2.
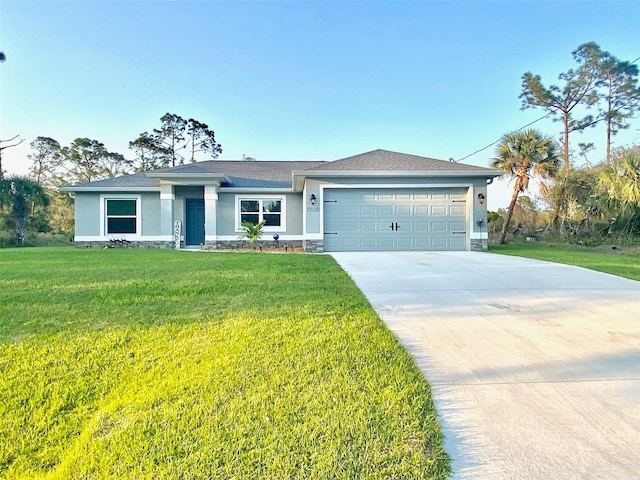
(330, 251, 640, 480)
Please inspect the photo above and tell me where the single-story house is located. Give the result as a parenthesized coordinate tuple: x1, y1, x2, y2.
(61, 149, 502, 252)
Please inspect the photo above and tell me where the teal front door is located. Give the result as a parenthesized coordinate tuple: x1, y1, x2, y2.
(185, 199, 205, 245)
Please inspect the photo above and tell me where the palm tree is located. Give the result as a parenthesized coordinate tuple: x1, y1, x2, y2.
(492, 129, 560, 244)
(0, 176, 49, 245)
(238, 220, 266, 249)
(597, 147, 640, 234)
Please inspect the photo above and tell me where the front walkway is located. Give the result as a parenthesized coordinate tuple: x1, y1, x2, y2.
(331, 251, 640, 480)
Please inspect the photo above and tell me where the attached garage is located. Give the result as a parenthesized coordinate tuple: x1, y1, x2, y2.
(323, 187, 468, 251)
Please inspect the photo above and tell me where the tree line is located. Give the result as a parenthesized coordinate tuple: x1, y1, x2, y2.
(0, 113, 222, 246)
(2, 42, 639, 247)
(490, 42, 640, 244)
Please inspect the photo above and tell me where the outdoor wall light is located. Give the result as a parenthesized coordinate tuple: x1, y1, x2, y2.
(477, 193, 486, 205)
(310, 194, 317, 205)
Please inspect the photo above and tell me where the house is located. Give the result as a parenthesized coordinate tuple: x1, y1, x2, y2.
(61, 149, 502, 252)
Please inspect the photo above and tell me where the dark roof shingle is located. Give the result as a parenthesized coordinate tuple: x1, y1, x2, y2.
(303, 149, 496, 173)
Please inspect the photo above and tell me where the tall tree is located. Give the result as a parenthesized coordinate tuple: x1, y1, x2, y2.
(0, 135, 25, 180)
(153, 113, 187, 167)
(57, 138, 131, 185)
(129, 132, 170, 171)
(131, 113, 223, 168)
(491, 129, 560, 244)
(0, 176, 50, 245)
(596, 54, 640, 163)
(28, 137, 62, 186)
(520, 42, 603, 174)
(186, 118, 222, 162)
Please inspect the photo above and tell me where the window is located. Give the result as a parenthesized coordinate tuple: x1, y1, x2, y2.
(237, 197, 285, 231)
(106, 199, 137, 234)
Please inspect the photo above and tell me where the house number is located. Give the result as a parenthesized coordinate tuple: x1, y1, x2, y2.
(306, 206, 320, 213)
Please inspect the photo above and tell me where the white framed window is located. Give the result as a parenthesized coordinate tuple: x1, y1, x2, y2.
(100, 194, 142, 237)
(235, 195, 286, 232)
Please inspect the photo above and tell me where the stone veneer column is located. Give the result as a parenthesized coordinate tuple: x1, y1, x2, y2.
(204, 185, 218, 248)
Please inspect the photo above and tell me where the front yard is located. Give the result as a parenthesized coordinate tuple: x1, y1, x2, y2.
(0, 248, 448, 479)
(489, 243, 640, 281)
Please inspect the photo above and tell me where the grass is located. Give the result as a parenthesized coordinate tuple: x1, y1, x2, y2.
(489, 243, 640, 281)
(0, 248, 448, 479)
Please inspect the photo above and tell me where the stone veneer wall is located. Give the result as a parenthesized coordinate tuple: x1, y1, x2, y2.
(75, 241, 174, 249)
(206, 240, 304, 251)
(303, 239, 324, 253)
(470, 238, 488, 251)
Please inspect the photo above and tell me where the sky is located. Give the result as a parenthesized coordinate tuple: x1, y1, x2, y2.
(1, 0, 639, 210)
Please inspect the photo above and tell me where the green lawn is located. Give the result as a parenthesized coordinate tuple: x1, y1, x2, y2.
(0, 248, 448, 479)
(489, 243, 640, 281)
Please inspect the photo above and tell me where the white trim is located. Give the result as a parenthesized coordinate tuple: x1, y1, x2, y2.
(292, 169, 503, 190)
(317, 183, 474, 247)
(217, 234, 304, 241)
(317, 184, 477, 251)
(205, 234, 217, 241)
(160, 184, 175, 200)
(234, 194, 287, 233)
(318, 182, 474, 189)
(100, 194, 142, 237)
(304, 233, 323, 241)
(62, 187, 160, 192)
(221, 187, 294, 193)
(75, 235, 173, 242)
(470, 232, 488, 239)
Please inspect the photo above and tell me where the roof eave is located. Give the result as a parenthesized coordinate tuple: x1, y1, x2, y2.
(59, 186, 161, 192)
(292, 169, 503, 190)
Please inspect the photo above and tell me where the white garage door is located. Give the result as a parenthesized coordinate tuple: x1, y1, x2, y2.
(323, 188, 468, 251)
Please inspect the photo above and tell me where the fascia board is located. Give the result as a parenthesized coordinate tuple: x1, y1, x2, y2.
(292, 169, 504, 190)
(220, 187, 295, 193)
(59, 186, 160, 192)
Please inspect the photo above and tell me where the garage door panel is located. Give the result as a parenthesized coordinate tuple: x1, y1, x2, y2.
(431, 237, 447, 247)
(431, 221, 447, 231)
(323, 188, 468, 251)
(450, 236, 467, 248)
(396, 237, 412, 247)
(396, 205, 411, 216)
(450, 205, 466, 215)
(413, 221, 428, 231)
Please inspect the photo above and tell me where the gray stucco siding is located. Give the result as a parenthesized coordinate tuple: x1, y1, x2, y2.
(140, 192, 161, 236)
(74, 191, 161, 237)
(74, 193, 101, 236)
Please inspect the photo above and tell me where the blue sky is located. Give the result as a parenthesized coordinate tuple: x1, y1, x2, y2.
(1, 0, 639, 209)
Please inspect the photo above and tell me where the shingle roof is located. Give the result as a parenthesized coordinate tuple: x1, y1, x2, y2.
(303, 149, 496, 173)
(61, 150, 499, 191)
(152, 160, 326, 188)
(64, 173, 159, 189)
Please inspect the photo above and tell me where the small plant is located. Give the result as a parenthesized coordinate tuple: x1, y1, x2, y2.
(238, 220, 266, 249)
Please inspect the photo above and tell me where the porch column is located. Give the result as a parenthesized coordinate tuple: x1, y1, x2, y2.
(204, 184, 218, 247)
(160, 184, 174, 241)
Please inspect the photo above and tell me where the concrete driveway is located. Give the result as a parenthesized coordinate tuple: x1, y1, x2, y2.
(331, 251, 640, 480)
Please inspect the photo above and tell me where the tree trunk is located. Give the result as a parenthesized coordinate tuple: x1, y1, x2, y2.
(606, 83, 613, 163)
(562, 112, 570, 175)
(499, 183, 521, 244)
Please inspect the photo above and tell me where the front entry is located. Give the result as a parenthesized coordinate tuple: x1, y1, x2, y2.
(185, 198, 205, 245)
